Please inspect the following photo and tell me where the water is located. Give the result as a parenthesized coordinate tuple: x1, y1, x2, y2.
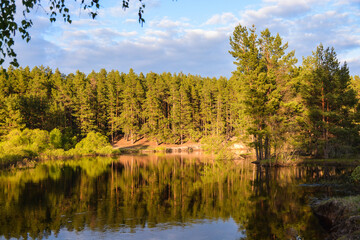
(0, 154, 357, 240)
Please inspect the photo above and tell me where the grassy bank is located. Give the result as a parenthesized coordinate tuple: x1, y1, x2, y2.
(0, 129, 122, 168)
(312, 195, 360, 239)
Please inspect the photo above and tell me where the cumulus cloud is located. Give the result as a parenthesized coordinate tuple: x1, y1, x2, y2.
(237, 0, 360, 76)
(5, 0, 360, 78)
(205, 13, 239, 26)
(149, 17, 191, 29)
(241, 0, 315, 24)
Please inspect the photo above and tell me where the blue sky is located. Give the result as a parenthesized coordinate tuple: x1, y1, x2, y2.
(7, 0, 360, 78)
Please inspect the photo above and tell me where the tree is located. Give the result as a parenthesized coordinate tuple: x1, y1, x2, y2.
(299, 44, 359, 158)
(120, 69, 145, 143)
(0, 0, 146, 66)
(142, 72, 169, 144)
(229, 25, 296, 161)
(72, 70, 97, 135)
(106, 70, 124, 143)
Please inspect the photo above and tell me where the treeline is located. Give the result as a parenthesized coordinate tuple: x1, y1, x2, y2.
(0, 67, 240, 146)
(0, 24, 360, 159)
(229, 25, 360, 160)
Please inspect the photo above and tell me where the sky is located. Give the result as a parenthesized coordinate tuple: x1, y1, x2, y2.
(6, 0, 360, 78)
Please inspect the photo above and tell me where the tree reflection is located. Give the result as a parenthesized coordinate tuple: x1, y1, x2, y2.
(0, 155, 354, 239)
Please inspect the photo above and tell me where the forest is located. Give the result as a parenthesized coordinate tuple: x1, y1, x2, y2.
(0, 25, 360, 161)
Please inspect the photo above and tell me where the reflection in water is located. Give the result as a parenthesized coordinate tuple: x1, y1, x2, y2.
(0, 154, 355, 239)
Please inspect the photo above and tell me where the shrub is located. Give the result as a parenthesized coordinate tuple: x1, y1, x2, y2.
(49, 128, 63, 149)
(73, 131, 112, 155)
(0, 128, 51, 165)
(0, 128, 50, 154)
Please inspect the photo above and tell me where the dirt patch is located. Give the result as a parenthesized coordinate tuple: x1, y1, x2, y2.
(113, 137, 202, 152)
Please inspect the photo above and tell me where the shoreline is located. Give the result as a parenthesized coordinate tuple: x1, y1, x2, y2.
(252, 158, 360, 167)
(312, 196, 360, 239)
(2, 150, 360, 170)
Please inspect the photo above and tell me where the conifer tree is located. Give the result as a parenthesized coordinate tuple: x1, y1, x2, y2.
(300, 45, 359, 157)
(142, 72, 166, 144)
(120, 69, 145, 143)
(72, 71, 97, 135)
(106, 70, 123, 143)
(229, 25, 296, 161)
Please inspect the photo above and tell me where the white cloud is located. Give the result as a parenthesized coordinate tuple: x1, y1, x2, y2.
(149, 17, 191, 29)
(205, 13, 239, 26)
(6, 0, 360, 78)
(235, 0, 360, 76)
(125, 18, 137, 23)
(241, 0, 315, 23)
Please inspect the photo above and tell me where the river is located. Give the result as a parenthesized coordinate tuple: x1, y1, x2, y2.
(0, 153, 357, 239)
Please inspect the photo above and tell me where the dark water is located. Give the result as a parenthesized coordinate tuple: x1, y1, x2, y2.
(0, 154, 357, 240)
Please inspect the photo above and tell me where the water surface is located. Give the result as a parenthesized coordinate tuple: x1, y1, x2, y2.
(0, 154, 357, 239)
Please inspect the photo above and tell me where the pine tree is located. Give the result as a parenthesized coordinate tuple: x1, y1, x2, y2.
(72, 70, 97, 135)
(300, 45, 359, 157)
(229, 25, 296, 161)
(120, 69, 145, 143)
(142, 72, 165, 144)
(106, 70, 123, 143)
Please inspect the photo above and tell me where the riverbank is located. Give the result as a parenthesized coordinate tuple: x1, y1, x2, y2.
(252, 158, 360, 167)
(312, 196, 360, 240)
(2, 131, 360, 170)
(113, 137, 203, 152)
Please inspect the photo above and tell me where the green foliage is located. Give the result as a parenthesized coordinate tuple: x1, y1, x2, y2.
(229, 24, 296, 161)
(49, 128, 62, 149)
(0, 128, 50, 165)
(0, 128, 50, 153)
(0, 128, 118, 165)
(299, 45, 359, 158)
(0, 32, 360, 163)
(72, 131, 113, 155)
(0, 66, 238, 147)
(351, 166, 360, 182)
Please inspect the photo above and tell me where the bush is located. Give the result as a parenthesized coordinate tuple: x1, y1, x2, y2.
(0, 128, 50, 154)
(73, 131, 113, 155)
(351, 166, 360, 182)
(0, 128, 51, 165)
(50, 128, 63, 149)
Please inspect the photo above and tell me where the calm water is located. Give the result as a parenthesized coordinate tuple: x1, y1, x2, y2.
(0, 154, 357, 240)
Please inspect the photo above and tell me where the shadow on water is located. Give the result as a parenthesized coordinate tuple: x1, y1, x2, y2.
(0, 154, 357, 239)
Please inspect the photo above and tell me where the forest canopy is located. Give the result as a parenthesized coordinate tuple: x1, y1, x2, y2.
(0, 25, 359, 161)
